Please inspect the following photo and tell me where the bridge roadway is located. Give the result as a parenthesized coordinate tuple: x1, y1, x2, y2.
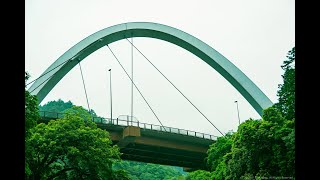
(39, 111, 217, 171)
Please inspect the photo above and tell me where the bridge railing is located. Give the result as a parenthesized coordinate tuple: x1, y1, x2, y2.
(39, 111, 218, 140)
(39, 111, 65, 119)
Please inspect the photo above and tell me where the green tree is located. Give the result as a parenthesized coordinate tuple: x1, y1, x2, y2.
(282, 126, 295, 177)
(25, 72, 39, 137)
(272, 47, 295, 177)
(203, 47, 295, 179)
(168, 175, 186, 180)
(113, 161, 184, 180)
(29, 97, 186, 179)
(25, 106, 121, 179)
(25, 72, 40, 178)
(111, 169, 130, 180)
(63, 105, 93, 121)
(267, 108, 295, 177)
(224, 108, 294, 179)
(39, 99, 98, 117)
(206, 133, 233, 180)
(226, 117, 277, 179)
(39, 99, 73, 113)
(185, 170, 211, 180)
(274, 47, 295, 120)
(207, 133, 233, 171)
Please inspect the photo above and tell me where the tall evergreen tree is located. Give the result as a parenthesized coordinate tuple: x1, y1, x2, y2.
(25, 72, 39, 137)
(274, 47, 295, 120)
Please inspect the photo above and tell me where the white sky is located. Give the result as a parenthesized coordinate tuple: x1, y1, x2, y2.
(25, 0, 295, 136)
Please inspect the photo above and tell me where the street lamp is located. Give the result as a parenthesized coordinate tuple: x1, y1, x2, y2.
(108, 69, 112, 121)
(234, 101, 240, 125)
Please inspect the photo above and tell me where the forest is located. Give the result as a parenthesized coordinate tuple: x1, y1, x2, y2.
(25, 47, 294, 179)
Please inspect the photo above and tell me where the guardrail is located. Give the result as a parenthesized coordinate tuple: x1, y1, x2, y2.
(39, 111, 218, 140)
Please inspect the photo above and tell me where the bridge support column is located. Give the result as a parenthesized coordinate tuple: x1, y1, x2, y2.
(117, 126, 140, 148)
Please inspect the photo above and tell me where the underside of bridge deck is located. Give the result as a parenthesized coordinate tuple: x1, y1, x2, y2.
(39, 116, 215, 170)
(104, 125, 214, 170)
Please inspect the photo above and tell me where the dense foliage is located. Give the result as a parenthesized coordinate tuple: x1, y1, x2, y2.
(187, 47, 295, 179)
(27, 98, 186, 179)
(224, 107, 294, 179)
(113, 161, 185, 180)
(25, 106, 121, 179)
(25, 72, 40, 177)
(185, 170, 211, 180)
(206, 133, 233, 179)
(39, 99, 73, 113)
(39, 99, 98, 117)
(274, 47, 295, 121)
(25, 72, 39, 137)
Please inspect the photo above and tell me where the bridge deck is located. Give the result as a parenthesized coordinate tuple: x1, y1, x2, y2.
(38, 111, 217, 170)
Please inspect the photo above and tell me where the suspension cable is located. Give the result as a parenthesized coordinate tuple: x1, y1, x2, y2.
(28, 59, 94, 121)
(26, 59, 71, 87)
(78, 61, 92, 118)
(29, 73, 55, 94)
(125, 38, 224, 136)
(29, 59, 74, 94)
(106, 45, 167, 132)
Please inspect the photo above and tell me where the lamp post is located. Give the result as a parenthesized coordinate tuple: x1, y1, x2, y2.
(108, 69, 112, 121)
(234, 101, 240, 125)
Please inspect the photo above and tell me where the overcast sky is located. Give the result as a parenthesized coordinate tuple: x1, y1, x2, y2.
(25, 0, 295, 136)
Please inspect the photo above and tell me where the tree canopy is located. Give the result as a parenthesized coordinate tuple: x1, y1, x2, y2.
(187, 47, 295, 179)
(39, 99, 73, 113)
(27, 96, 186, 179)
(25, 104, 121, 179)
(274, 47, 295, 120)
(25, 72, 39, 137)
(39, 99, 98, 117)
(113, 161, 185, 180)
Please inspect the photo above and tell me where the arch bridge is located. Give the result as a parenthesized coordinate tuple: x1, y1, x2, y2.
(29, 22, 273, 170)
